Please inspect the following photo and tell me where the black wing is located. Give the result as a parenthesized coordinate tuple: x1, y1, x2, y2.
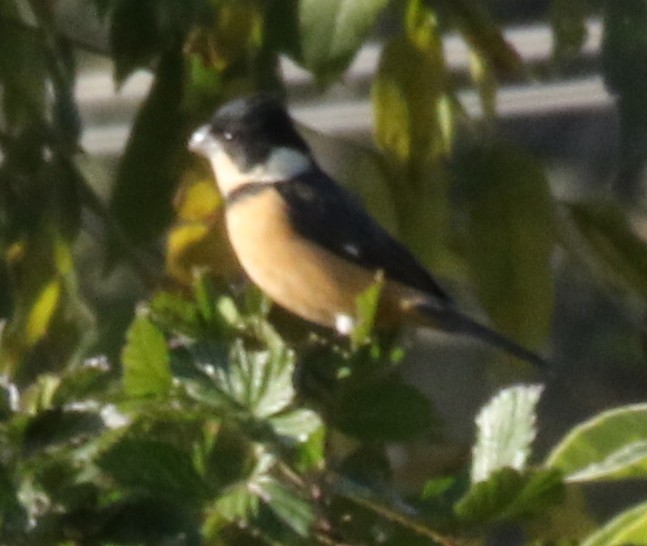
(274, 170, 451, 303)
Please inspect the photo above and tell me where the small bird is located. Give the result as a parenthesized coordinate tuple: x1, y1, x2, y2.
(189, 94, 547, 368)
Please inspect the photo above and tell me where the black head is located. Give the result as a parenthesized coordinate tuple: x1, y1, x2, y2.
(206, 94, 309, 172)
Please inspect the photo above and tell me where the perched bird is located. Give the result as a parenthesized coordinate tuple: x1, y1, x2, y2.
(189, 94, 547, 368)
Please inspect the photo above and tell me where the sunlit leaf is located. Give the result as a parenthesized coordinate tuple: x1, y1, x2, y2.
(122, 316, 171, 397)
(582, 501, 647, 546)
(294, 0, 389, 84)
(455, 468, 564, 523)
(471, 384, 543, 483)
(254, 476, 315, 537)
(25, 279, 61, 346)
(350, 275, 383, 349)
(546, 403, 647, 482)
(462, 143, 555, 348)
(268, 408, 323, 442)
(187, 334, 296, 419)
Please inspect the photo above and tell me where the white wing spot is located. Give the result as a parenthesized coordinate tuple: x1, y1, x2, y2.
(335, 314, 356, 335)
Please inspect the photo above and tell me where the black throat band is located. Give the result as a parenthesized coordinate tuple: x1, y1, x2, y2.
(224, 182, 275, 207)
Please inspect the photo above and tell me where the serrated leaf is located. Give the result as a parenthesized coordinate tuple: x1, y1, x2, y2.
(268, 409, 323, 442)
(213, 481, 260, 523)
(333, 377, 435, 441)
(463, 143, 555, 348)
(471, 384, 543, 483)
(455, 468, 564, 524)
(295, 0, 389, 84)
(98, 438, 207, 503)
(582, 501, 647, 546)
(122, 316, 171, 397)
(255, 476, 315, 537)
(563, 200, 647, 302)
(546, 403, 647, 482)
(188, 336, 295, 418)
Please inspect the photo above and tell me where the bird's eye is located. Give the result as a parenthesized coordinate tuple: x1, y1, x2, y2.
(223, 131, 235, 141)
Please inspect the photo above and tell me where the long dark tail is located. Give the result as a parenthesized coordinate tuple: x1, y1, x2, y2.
(417, 303, 549, 370)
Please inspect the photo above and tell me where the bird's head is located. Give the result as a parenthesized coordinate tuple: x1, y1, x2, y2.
(189, 94, 313, 197)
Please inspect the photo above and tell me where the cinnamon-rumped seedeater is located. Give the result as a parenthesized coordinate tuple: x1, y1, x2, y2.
(189, 94, 546, 368)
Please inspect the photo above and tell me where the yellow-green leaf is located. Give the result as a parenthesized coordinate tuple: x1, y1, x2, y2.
(546, 403, 647, 482)
(582, 501, 647, 546)
(463, 143, 555, 348)
(25, 279, 62, 346)
(122, 316, 171, 397)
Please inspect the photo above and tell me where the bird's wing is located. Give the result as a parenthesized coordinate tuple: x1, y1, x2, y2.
(274, 170, 452, 303)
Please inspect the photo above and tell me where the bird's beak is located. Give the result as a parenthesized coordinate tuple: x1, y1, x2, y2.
(188, 124, 216, 156)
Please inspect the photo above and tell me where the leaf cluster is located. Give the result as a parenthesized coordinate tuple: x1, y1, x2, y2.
(1, 0, 647, 544)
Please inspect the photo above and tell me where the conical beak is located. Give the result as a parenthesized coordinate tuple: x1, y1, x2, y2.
(188, 124, 215, 156)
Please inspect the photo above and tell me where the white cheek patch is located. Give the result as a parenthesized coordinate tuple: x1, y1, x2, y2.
(208, 146, 313, 196)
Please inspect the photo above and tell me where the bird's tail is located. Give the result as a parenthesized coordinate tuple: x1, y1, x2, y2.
(416, 302, 549, 370)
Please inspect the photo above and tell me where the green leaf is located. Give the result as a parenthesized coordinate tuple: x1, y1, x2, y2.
(122, 316, 171, 397)
(295, 0, 389, 84)
(268, 409, 323, 443)
(333, 377, 435, 441)
(109, 49, 185, 248)
(471, 384, 543, 483)
(22, 409, 104, 456)
(455, 468, 564, 524)
(187, 336, 296, 418)
(445, 0, 523, 78)
(546, 403, 647, 482)
(51, 359, 112, 406)
(98, 438, 207, 503)
(462, 143, 555, 348)
(373, 17, 445, 167)
(108, 0, 203, 83)
(211, 471, 314, 539)
(213, 480, 259, 524)
(582, 501, 647, 546)
(372, 6, 455, 269)
(350, 276, 383, 349)
(0, 2, 47, 130)
(254, 476, 315, 537)
(562, 200, 647, 302)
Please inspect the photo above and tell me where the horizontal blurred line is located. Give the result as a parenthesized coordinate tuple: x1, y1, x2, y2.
(78, 19, 609, 155)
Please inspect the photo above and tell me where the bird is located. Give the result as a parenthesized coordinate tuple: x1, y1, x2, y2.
(188, 94, 548, 368)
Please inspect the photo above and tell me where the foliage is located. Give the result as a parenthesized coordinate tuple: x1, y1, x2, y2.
(0, 0, 647, 544)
